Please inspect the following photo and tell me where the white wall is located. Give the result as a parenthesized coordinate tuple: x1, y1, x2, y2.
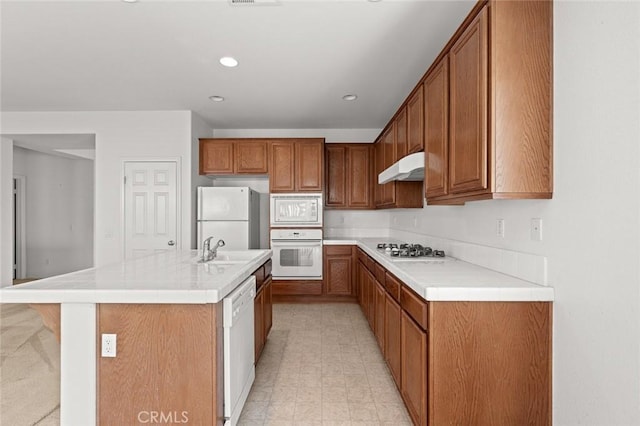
(324, 210, 391, 239)
(388, 2, 640, 423)
(13, 147, 94, 278)
(190, 112, 214, 249)
(1, 111, 194, 268)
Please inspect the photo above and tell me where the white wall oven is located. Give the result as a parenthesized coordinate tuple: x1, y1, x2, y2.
(270, 229, 323, 280)
(270, 193, 323, 227)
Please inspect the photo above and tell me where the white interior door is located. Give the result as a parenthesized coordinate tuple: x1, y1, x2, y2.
(124, 161, 178, 259)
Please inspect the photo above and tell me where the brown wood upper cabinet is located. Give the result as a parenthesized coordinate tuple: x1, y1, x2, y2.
(448, 8, 488, 195)
(380, 126, 397, 207)
(200, 139, 269, 175)
(424, 58, 449, 198)
(424, 1, 553, 204)
(395, 107, 408, 160)
(407, 86, 425, 154)
(270, 139, 324, 193)
(374, 135, 423, 210)
(325, 144, 373, 209)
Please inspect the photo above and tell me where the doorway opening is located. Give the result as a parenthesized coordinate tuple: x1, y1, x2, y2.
(8, 134, 95, 282)
(12, 176, 26, 282)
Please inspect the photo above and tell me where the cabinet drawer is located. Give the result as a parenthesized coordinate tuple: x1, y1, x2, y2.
(357, 248, 367, 264)
(325, 245, 353, 256)
(366, 257, 376, 273)
(400, 285, 428, 331)
(375, 264, 386, 285)
(384, 272, 401, 303)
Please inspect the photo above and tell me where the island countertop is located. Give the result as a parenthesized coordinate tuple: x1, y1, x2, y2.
(0, 249, 272, 304)
(324, 237, 554, 302)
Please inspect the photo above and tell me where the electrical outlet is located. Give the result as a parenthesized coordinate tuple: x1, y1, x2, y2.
(101, 333, 117, 357)
(531, 218, 543, 241)
(496, 219, 505, 238)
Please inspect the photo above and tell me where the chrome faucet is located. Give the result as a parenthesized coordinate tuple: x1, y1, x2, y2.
(201, 236, 214, 262)
(201, 237, 226, 262)
(211, 239, 226, 258)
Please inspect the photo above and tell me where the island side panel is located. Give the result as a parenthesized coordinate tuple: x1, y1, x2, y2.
(429, 302, 552, 426)
(96, 304, 221, 425)
(61, 303, 97, 425)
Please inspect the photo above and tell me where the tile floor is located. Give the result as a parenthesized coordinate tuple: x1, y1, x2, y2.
(0, 303, 60, 425)
(0, 302, 409, 426)
(239, 303, 411, 425)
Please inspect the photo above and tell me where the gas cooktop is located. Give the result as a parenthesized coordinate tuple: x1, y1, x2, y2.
(376, 242, 448, 262)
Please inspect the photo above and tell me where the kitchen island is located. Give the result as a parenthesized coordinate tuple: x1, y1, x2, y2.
(0, 249, 272, 426)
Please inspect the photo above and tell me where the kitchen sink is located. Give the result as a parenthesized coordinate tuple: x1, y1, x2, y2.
(212, 251, 258, 262)
(190, 251, 257, 265)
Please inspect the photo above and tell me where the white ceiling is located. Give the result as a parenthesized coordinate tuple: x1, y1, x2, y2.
(0, 0, 475, 130)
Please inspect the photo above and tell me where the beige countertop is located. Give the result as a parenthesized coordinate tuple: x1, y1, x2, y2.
(0, 249, 272, 304)
(324, 238, 554, 302)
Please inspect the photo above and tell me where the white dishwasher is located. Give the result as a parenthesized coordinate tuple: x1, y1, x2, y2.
(223, 276, 256, 426)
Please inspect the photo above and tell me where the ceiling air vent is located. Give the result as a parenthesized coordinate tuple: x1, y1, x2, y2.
(229, 0, 281, 5)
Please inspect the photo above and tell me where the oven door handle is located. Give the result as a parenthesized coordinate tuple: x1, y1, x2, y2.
(270, 240, 322, 247)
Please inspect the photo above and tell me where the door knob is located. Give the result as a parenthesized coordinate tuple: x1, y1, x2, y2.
(168, 240, 175, 246)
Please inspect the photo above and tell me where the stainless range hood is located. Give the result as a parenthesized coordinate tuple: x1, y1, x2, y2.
(378, 152, 425, 184)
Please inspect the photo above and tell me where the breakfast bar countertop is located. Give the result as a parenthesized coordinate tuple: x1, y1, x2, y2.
(0, 249, 272, 304)
(324, 237, 554, 302)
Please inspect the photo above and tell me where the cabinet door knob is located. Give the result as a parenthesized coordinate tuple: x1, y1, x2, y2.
(168, 240, 175, 246)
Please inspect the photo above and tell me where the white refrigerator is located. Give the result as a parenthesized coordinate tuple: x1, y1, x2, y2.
(197, 187, 260, 250)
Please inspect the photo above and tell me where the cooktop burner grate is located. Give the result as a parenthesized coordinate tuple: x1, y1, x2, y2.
(376, 242, 445, 258)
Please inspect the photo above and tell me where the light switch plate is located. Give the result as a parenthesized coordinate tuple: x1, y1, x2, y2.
(496, 219, 505, 238)
(531, 218, 543, 241)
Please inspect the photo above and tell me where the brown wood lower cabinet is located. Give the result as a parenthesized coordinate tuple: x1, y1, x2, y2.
(374, 279, 386, 351)
(366, 269, 376, 330)
(254, 261, 273, 362)
(323, 245, 355, 296)
(357, 260, 369, 318)
(384, 294, 402, 387)
(354, 249, 551, 426)
(401, 310, 428, 425)
(429, 302, 551, 425)
(254, 284, 265, 361)
(264, 277, 273, 338)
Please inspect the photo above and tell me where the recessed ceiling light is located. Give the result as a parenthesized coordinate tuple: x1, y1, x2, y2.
(219, 57, 239, 68)
(209, 96, 225, 102)
(122, 0, 139, 3)
(342, 94, 358, 101)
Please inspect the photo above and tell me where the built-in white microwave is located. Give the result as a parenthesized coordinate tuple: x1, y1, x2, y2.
(269, 193, 323, 227)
